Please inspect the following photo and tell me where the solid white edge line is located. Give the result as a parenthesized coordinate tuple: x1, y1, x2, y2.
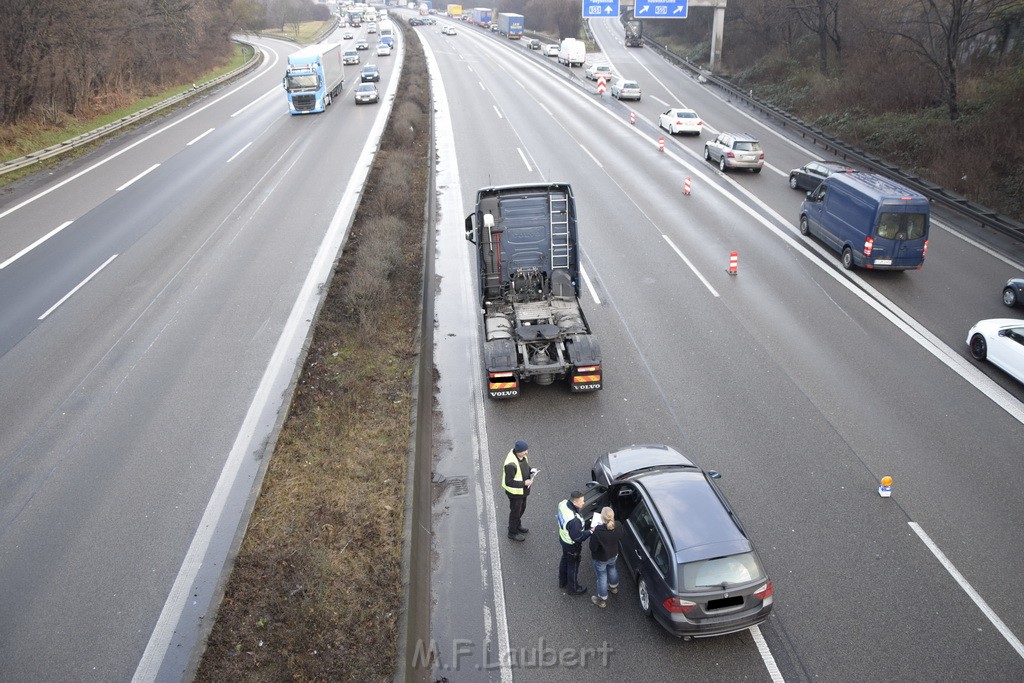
(187, 128, 215, 146)
(130, 34, 407, 683)
(908, 522, 1024, 659)
(580, 264, 601, 305)
(422, 34, 514, 683)
(517, 147, 532, 172)
(230, 84, 281, 118)
(226, 141, 253, 164)
(115, 164, 160, 192)
(38, 253, 118, 320)
(0, 44, 281, 221)
(0, 220, 73, 270)
(750, 625, 785, 682)
(662, 235, 720, 297)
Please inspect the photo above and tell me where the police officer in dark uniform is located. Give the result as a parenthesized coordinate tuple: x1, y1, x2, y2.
(557, 490, 592, 594)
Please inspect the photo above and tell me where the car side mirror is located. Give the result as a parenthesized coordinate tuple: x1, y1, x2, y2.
(708, 470, 721, 479)
(464, 214, 475, 244)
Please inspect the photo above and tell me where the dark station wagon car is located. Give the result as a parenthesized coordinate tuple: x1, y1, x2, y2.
(584, 445, 774, 639)
(789, 160, 855, 192)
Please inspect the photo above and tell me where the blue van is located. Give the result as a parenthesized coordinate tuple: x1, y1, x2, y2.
(799, 172, 929, 270)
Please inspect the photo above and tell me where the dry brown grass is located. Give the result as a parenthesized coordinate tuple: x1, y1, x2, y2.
(194, 34, 430, 682)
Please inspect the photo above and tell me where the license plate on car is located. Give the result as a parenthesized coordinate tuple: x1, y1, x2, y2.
(874, 259, 893, 265)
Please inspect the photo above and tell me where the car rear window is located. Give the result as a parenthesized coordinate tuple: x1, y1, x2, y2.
(622, 81, 639, 88)
(678, 111, 697, 118)
(679, 552, 765, 591)
(734, 141, 760, 151)
(876, 212, 927, 240)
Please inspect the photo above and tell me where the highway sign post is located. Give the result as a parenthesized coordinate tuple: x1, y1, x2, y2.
(582, 0, 621, 18)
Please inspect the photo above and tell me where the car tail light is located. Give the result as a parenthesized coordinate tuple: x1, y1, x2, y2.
(663, 597, 696, 614)
(863, 236, 874, 256)
(922, 240, 928, 259)
(726, 151, 735, 158)
(753, 581, 774, 601)
(758, 152, 764, 160)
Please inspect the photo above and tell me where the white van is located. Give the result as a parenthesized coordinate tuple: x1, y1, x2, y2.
(558, 38, 586, 67)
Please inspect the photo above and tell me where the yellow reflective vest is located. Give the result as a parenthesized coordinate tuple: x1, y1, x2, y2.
(557, 499, 583, 544)
(501, 450, 525, 496)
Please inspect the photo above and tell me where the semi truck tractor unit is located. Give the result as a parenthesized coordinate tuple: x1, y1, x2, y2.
(465, 184, 602, 398)
(283, 43, 345, 114)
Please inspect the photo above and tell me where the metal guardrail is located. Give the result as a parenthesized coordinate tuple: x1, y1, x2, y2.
(639, 33, 1024, 244)
(0, 40, 263, 178)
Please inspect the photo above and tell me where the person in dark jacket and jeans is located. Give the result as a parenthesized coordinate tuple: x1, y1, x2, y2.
(589, 506, 624, 608)
(557, 491, 592, 594)
(501, 440, 533, 541)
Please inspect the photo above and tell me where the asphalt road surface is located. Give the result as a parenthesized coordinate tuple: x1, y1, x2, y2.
(0, 26, 401, 682)
(424, 14, 1024, 683)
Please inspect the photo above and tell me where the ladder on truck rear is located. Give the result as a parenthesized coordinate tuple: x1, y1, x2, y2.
(549, 191, 570, 271)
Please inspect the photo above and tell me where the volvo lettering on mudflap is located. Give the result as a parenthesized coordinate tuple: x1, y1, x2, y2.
(465, 183, 603, 398)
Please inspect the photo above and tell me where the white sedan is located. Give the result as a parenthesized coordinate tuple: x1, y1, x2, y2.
(968, 318, 1024, 384)
(659, 107, 703, 136)
(585, 64, 615, 81)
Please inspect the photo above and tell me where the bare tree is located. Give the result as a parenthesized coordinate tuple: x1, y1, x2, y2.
(789, 0, 843, 73)
(884, 0, 1016, 120)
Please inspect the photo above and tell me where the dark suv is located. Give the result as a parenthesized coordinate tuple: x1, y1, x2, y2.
(584, 445, 773, 639)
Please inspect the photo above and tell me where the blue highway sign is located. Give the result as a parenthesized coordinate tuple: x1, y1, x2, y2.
(635, 0, 689, 18)
(582, 0, 621, 18)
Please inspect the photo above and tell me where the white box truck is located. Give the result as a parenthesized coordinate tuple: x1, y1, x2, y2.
(558, 38, 586, 67)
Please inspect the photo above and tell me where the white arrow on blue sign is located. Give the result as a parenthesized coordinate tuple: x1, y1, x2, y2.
(635, 0, 689, 18)
(581, 0, 621, 18)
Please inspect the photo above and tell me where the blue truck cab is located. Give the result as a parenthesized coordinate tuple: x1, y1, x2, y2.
(799, 172, 929, 270)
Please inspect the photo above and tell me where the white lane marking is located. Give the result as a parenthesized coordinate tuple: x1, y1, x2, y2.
(38, 254, 118, 320)
(187, 128, 215, 146)
(751, 625, 785, 682)
(424, 35, 513, 683)
(935, 217, 1024, 269)
(0, 44, 281, 222)
(538, 102, 552, 117)
(130, 35, 408, 683)
(493, 104, 503, 119)
(662, 235, 719, 297)
(115, 164, 160, 192)
(579, 142, 603, 168)
(650, 95, 670, 107)
(479, 80, 485, 90)
(909, 522, 1024, 659)
(0, 220, 73, 270)
(517, 147, 532, 172)
(230, 85, 281, 117)
(580, 265, 601, 304)
(226, 141, 253, 164)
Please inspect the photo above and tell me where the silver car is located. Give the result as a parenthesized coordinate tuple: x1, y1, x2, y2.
(611, 78, 641, 101)
(704, 132, 764, 173)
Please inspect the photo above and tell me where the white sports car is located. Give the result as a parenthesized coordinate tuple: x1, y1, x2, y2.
(968, 318, 1024, 384)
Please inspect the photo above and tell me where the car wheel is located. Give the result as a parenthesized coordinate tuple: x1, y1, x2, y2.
(970, 333, 988, 360)
(752, 168, 761, 173)
(719, 156, 727, 172)
(842, 247, 855, 270)
(799, 215, 810, 236)
(703, 146, 711, 161)
(1003, 287, 1018, 307)
(637, 576, 653, 617)
(789, 175, 799, 189)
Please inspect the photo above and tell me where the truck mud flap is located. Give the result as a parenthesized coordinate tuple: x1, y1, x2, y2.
(566, 336, 602, 392)
(485, 339, 519, 398)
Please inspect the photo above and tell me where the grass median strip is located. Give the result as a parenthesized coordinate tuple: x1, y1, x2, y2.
(195, 34, 430, 682)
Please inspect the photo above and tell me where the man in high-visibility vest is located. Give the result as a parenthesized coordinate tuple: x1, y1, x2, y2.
(501, 440, 534, 542)
(557, 491, 592, 594)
